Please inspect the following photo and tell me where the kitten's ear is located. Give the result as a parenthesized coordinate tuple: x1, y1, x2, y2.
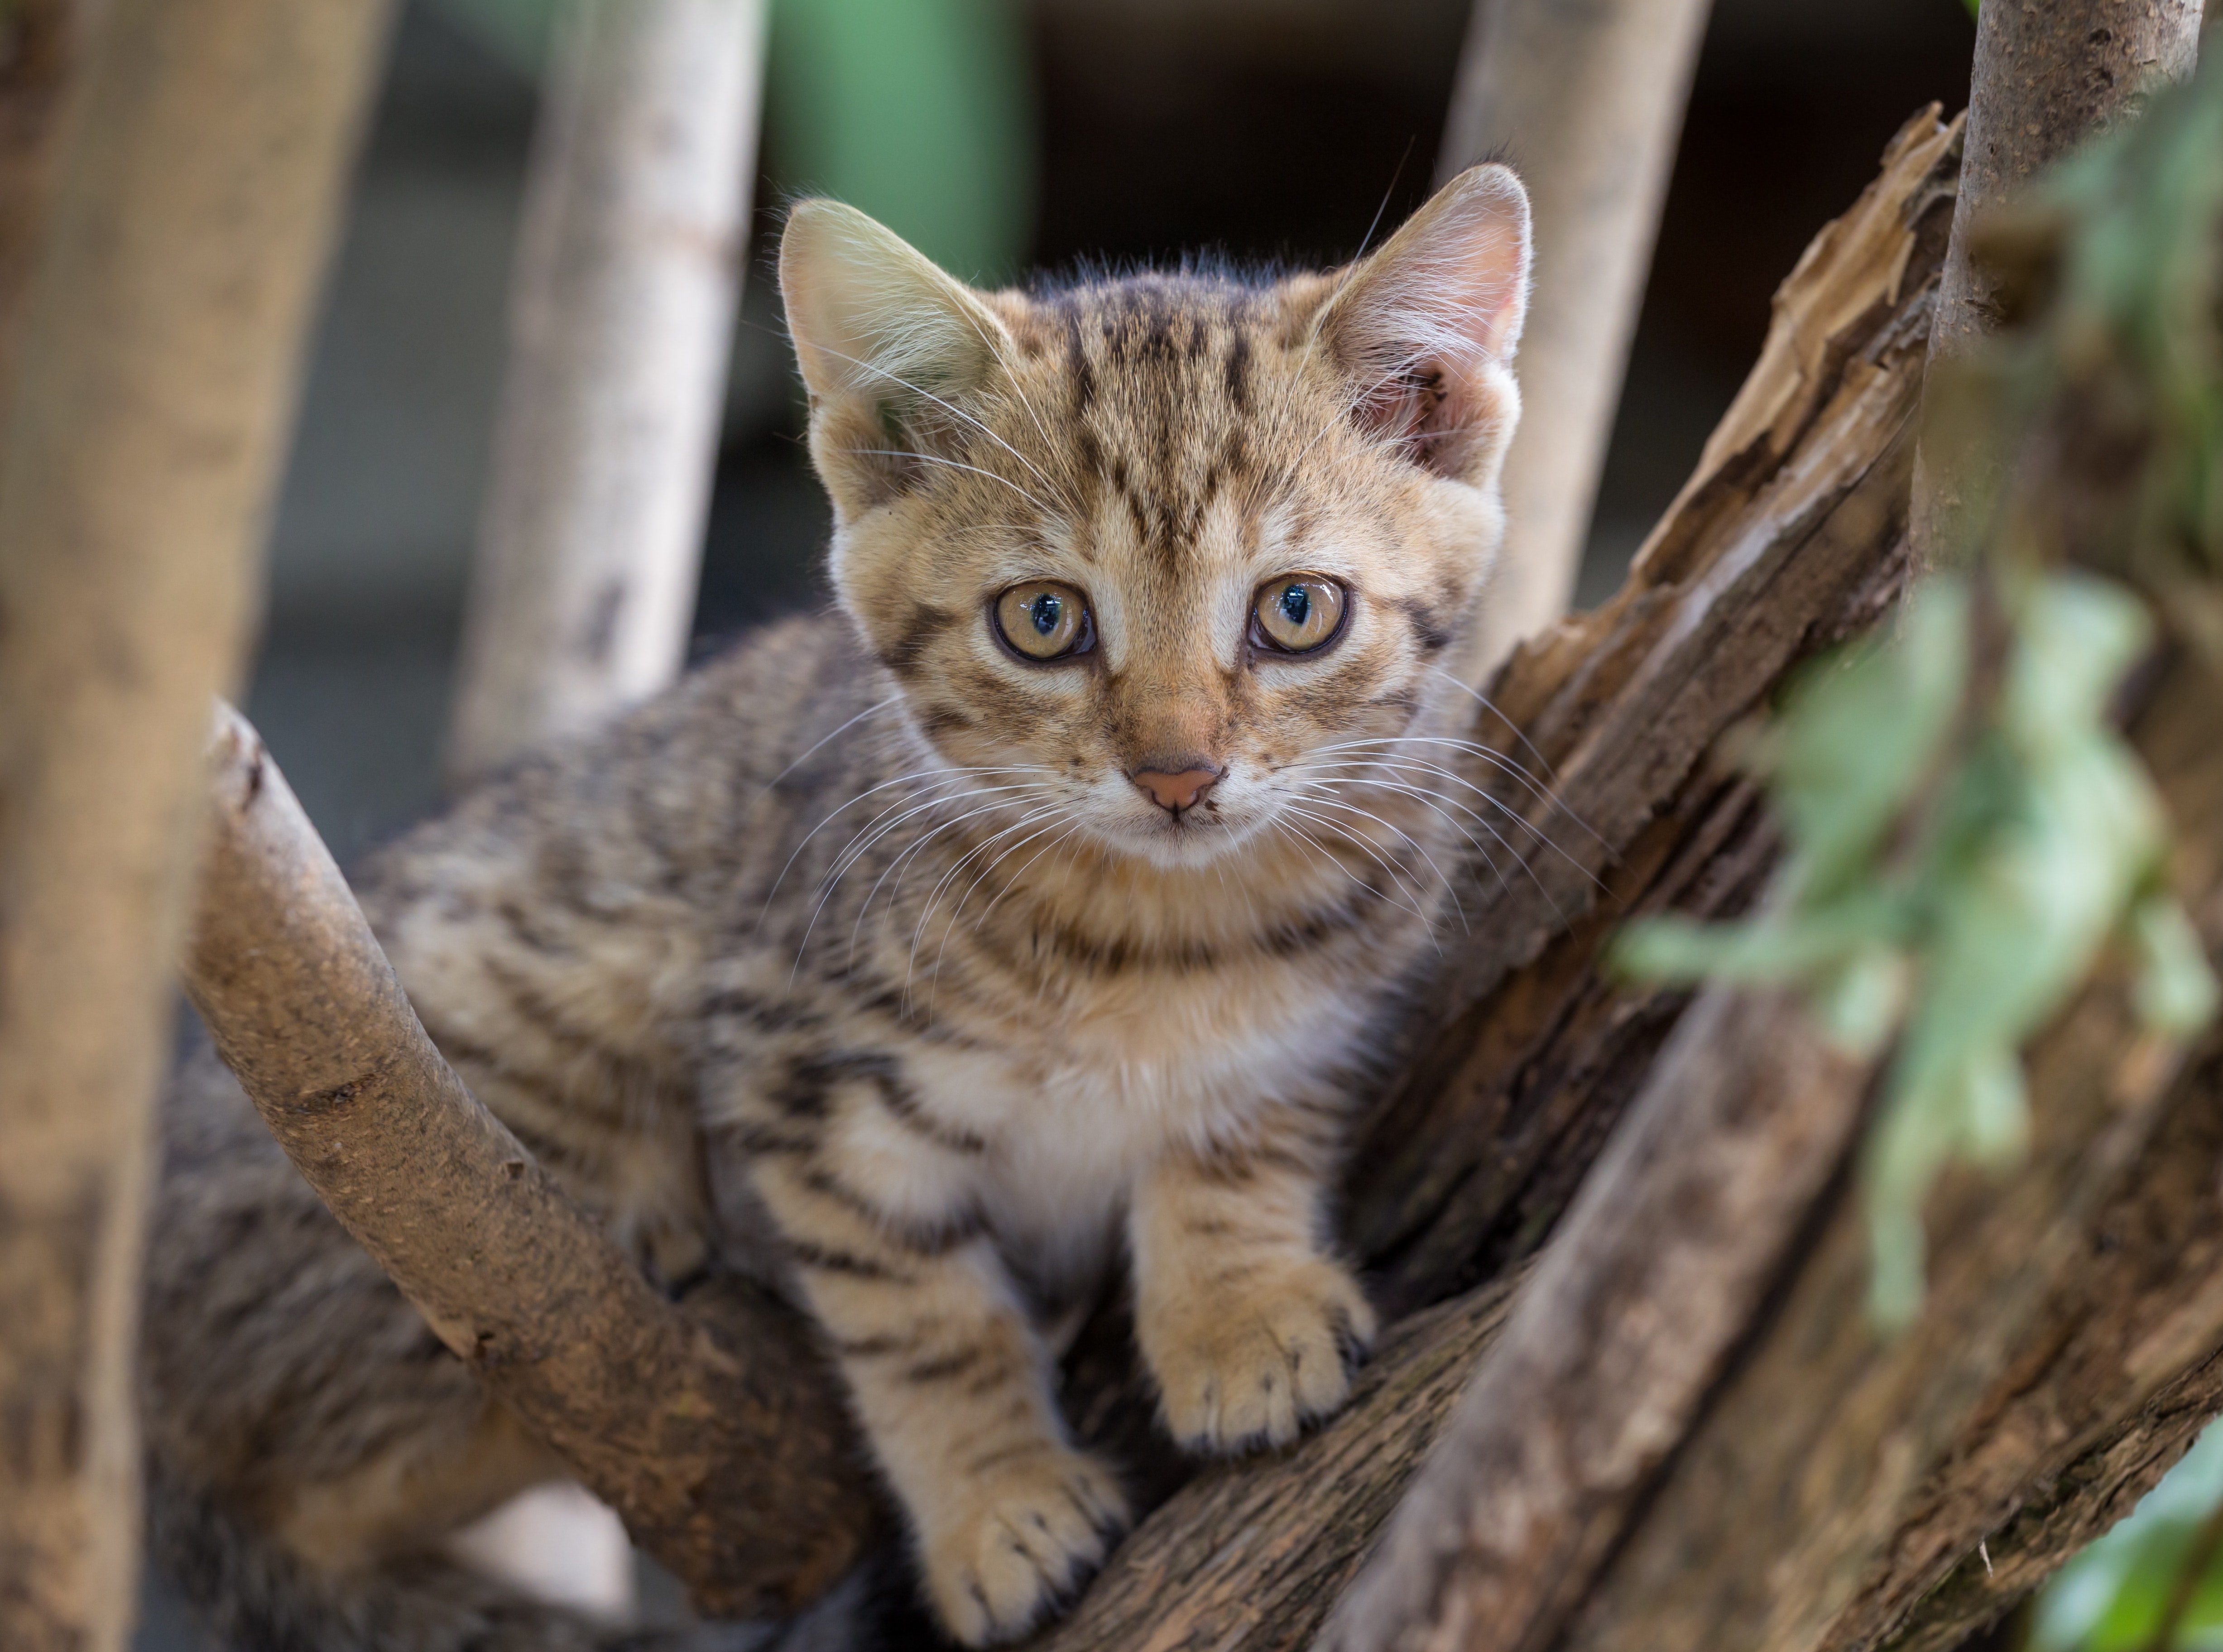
(1316, 163, 1531, 482)
(780, 199, 1014, 520)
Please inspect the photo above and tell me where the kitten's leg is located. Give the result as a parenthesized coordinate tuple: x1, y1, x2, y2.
(749, 1155, 1128, 1646)
(1129, 1127, 1378, 1454)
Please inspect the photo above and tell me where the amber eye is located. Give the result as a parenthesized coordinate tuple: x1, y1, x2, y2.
(993, 581, 1091, 661)
(1252, 575, 1348, 654)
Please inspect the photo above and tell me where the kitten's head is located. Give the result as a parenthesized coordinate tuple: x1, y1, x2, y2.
(780, 168, 1530, 872)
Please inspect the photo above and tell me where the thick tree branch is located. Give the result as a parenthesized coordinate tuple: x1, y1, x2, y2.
(0, 6, 388, 1647)
(182, 704, 879, 1619)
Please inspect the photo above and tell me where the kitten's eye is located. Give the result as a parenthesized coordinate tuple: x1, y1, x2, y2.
(993, 581, 1092, 661)
(1252, 576, 1348, 654)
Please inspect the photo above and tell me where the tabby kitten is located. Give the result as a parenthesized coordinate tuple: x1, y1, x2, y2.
(143, 163, 1532, 1650)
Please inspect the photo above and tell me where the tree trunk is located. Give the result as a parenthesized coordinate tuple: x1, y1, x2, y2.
(0, 5, 389, 1648)
(1437, 0, 1714, 686)
(182, 705, 880, 1620)
(1910, 0, 2203, 571)
(446, 0, 766, 787)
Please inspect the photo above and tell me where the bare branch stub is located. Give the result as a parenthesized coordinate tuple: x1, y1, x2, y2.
(182, 704, 880, 1619)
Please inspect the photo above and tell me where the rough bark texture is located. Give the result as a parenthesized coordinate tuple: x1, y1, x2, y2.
(0, 7, 388, 1649)
(447, 0, 765, 786)
(1325, 989, 1873, 1652)
(1437, 0, 1714, 686)
(182, 705, 880, 1619)
(1911, 0, 2203, 570)
(1558, 647, 2223, 1652)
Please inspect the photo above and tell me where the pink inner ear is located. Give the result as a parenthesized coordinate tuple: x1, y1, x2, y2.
(1334, 169, 1531, 477)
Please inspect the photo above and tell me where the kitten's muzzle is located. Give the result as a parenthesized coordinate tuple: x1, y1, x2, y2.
(1130, 764, 1222, 815)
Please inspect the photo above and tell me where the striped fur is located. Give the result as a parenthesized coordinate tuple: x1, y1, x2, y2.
(144, 166, 1532, 1648)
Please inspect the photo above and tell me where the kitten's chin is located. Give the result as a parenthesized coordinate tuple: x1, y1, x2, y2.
(1092, 811, 1267, 872)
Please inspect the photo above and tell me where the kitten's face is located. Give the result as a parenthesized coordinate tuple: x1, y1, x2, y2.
(782, 173, 1529, 873)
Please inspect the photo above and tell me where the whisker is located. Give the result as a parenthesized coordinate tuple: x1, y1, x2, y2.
(789, 783, 1045, 979)
(1279, 804, 1438, 925)
(838, 448, 1056, 516)
(1427, 664, 1564, 786)
(759, 694, 903, 795)
(1292, 754, 1608, 890)
(925, 809, 1084, 1010)
(1287, 795, 1466, 932)
(1298, 775, 1517, 909)
(760, 766, 1044, 925)
(905, 802, 1075, 1000)
(803, 338, 1066, 505)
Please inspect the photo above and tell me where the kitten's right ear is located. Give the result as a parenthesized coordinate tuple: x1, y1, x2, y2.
(780, 199, 1013, 521)
(1315, 163, 1532, 483)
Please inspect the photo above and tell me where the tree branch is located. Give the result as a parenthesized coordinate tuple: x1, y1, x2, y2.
(1910, 0, 2202, 571)
(0, 6, 388, 1647)
(182, 703, 879, 1620)
(448, 0, 767, 785)
(1437, 0, 1715, 684)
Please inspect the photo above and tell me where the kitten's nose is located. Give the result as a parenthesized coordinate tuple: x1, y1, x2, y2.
(1131, 765, 1222, 813)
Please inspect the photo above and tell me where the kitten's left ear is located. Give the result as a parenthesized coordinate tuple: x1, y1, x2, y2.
(780, 198, 1016, 520)
(1316, 163, 1532, 482)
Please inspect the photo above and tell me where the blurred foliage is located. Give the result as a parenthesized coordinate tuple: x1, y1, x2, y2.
(424, 0, 1037, 282)
(766, 0, 1035, 282)
(1614, 62, 2223, 1329)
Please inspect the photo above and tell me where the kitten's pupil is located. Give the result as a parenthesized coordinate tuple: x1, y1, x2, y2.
(1030, 592, 1061, 635)
(1278, 584, 1309, 627)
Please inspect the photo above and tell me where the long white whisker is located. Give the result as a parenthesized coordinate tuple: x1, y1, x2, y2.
(756, 763, 1048, 922)
(1292, 755, 1607, 889)
(1427, 664, 1564, 786)
(788, 783, 1043, 978)
(926, 809, 1083, 1010)
(760, 695, 903, 795)
(1287, 794, 1465, 932)
(906, 803, 1075, 1000)
(805, 338, 1066, 505)
(1279, 804, 1436, 924)
(839, 448, 1055, 516)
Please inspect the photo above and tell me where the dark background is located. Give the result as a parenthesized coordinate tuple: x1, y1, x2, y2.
(146, 0, 1978, 1642)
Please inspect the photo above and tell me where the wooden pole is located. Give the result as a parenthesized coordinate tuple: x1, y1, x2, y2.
(183, 706, 879, 1618)
(446, 0, 766, 787)
(1909, 0, 2203, 570)
(1436, 0, 1714, 686)
(0, 5, 389, 1647)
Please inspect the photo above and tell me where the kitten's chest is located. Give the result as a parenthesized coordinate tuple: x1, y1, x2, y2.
(953, 946, 1378, 1162)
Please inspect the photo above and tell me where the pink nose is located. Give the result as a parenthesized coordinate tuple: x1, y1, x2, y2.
(1132, 767, 1221, 812)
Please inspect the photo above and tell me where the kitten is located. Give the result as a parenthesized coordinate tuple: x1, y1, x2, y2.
(142, 163, 1532, 1650)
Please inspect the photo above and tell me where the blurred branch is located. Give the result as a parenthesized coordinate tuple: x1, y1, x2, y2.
(0, 4, 390, 1647)
(1910, 0, 2202, 571)
(447, 0, 765, 786)
(1437, 0, 1714, 685)
(184, 704, 881, 1619)
(0, 0, 85, 392)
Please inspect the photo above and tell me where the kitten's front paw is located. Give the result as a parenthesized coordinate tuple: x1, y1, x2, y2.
(921, 1446, 1129, 1646)
(1143, 1256, 1377, 1454)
